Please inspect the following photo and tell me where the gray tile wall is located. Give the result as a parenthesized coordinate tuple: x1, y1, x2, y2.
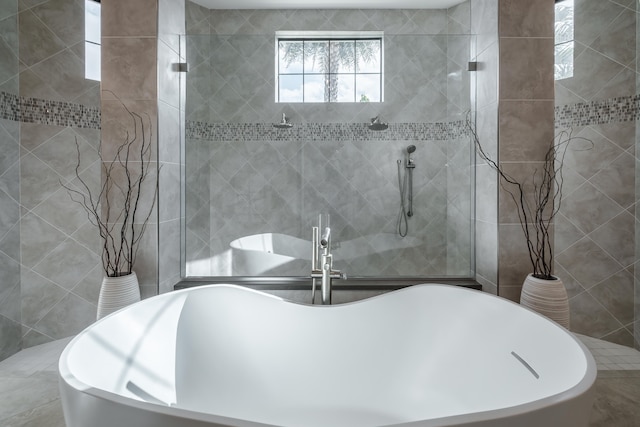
(0, 0, 106, 359)
(184, 4, 475, 278)
(101, 0, 160, 299)
(0, 1, 21, 361)
(497, 0, 556, 303)
(18, 0, 101, 349)
(554, 0, 638, 347)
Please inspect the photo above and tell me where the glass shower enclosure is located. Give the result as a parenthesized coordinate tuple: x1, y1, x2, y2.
(182, 32, 476, 282)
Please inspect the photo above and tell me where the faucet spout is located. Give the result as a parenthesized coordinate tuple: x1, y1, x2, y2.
(310, 216, 344, 304)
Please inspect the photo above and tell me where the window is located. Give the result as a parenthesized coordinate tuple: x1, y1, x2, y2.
(276, 31, 383, 103)
(554, 0, 574, 80)
(85, 0, 101, 81)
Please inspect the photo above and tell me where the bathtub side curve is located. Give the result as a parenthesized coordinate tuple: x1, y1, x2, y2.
(58, 377, 277, 427)
(59, 284, 597, 427)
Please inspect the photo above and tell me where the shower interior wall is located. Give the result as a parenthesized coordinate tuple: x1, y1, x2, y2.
(184, 1, 475, 278)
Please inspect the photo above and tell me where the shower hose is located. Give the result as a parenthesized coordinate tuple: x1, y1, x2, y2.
(397, 159, 409, 237)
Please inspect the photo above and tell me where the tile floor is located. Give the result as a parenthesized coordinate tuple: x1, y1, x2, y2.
(0, 335, 639, 426)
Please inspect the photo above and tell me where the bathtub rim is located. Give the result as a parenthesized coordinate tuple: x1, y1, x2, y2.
(58, 283, 597, 427)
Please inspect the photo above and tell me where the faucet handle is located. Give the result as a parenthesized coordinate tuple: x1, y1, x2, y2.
(320, 227, 331, 247)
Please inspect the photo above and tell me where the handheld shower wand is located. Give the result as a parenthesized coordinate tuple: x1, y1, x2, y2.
(406, 145, 416, 217)
(397, 145, 417, 237)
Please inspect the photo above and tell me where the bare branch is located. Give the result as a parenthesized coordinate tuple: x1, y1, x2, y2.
(467, 112, 593, 279)
(61, 93, 158, 277)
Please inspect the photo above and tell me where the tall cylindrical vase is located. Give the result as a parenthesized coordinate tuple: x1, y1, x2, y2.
(97, 272, 141, 320)
(520, 273, 570, 329)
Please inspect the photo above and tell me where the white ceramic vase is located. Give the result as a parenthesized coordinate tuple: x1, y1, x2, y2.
(520, 273, 570, 329)
(96, 272, 140, 320)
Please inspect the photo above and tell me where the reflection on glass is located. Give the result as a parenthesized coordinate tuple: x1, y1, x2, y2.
(304, 41, 329, 73)
(279, 41, 303, 74)
(356, 40, 381, 73)
(554, 0, 574, 80)
(330, 41, 355, 73)
(85, 0, 100, 44)
(554, 0, 574, 45)
(356, 74, 380, 102)
(554, 42, 573, 80)
(279, 74, 303, 102)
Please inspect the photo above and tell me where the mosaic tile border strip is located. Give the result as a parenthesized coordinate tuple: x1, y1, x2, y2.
(0, 92, 19, 122)
(6, 90, 639, 133)
(0, 91, 101, 129)
(186, 120, 470, 142)
(555, 94, 640, 128)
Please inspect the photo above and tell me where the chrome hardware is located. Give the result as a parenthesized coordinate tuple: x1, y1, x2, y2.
(310, 214, 344, 304)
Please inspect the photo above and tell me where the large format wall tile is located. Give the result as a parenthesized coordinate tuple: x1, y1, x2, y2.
(498, 0, 554, 37)
(0, 314, 21, 360)
(101, 38, 158, 101)
(499, 37, 555, 100)
(101, 0, 157, 37)
(30, 49, 96, 102)
(30, 0, 83, 47)
(10, 0, 103, 353)
(18, 9, 65, 67)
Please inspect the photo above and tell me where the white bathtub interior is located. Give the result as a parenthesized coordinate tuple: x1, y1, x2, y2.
(60, 285, 595, 427)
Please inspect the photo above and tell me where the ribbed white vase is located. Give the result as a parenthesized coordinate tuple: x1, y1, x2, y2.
(97, 272, 140, 320)
(520, 273, 570, 329)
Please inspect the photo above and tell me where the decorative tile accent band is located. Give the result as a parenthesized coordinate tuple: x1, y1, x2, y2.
(0, 91, 101, 129)
(0, 92, 19, 122)
(555, 94, 640, 128)
(7, 90, 638, 134)
(186, 120, 470, 142)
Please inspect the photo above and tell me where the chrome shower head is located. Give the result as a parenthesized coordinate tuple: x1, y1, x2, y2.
(368, 116, 388, 131)
(407, 145, 416, 154)
(273, 113, 293, 129)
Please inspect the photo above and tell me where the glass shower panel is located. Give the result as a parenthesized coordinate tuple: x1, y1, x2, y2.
(183, 34, 475, 279)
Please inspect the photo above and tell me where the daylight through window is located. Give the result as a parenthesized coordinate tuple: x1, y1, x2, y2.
(276, 32, 383, 103)
(554, 0, 574, 81)
(85, 0, 101, 81)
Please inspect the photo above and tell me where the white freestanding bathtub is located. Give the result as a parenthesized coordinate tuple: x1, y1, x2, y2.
(59, 284, 596, 427)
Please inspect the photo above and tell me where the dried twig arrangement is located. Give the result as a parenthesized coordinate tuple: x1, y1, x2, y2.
(467, 115, 592, 280)
(62, 101, 158, 277)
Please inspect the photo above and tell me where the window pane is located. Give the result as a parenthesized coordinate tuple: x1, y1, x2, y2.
(276, 35, 383, 103)
(554, 0, 574, 45)
(85, 42, 101, 81)
(356, 40, 380, 73)
(356, 74, 380, 102)
(333, 74, 355, 102)
(85, 0, 100, 44)
(279, 74, 303, 102)
(304, 41, 328, 73)
(330, 40, 355, 73)
(554, 41, 573, 80)
(303, 74, 327, 102)
(279, 41, 303, 74)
